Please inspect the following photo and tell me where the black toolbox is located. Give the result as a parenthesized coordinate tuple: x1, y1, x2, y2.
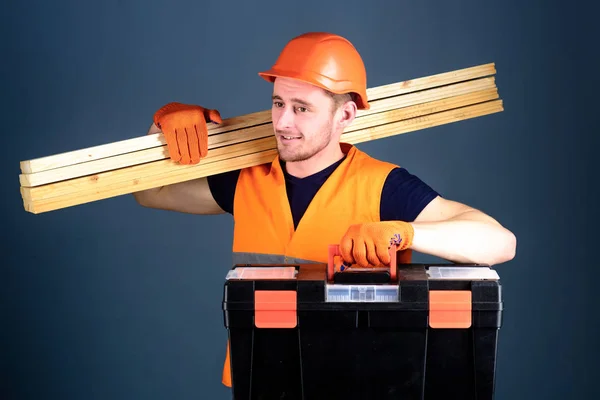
(222, 245, 503, 399)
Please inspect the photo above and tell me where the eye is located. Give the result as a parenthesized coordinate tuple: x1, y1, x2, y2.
(273, 101, 283, 108)
(296, 107, 307, 112)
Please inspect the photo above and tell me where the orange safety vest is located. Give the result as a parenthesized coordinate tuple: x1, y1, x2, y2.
(221, 142, 412, 387)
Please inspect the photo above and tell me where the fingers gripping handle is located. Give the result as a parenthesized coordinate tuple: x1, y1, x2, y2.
(327, 244, 398, 281)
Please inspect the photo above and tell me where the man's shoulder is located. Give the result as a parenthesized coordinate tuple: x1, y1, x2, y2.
(239, 161, 274, 175)
(379, 165, 440, 222)
(350, 146, 399, 172)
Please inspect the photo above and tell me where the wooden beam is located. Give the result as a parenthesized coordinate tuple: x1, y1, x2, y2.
(22, 99, 503, 214)
(19, 63, 496, 174)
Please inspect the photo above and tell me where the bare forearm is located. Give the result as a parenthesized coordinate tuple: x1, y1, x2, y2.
(132, 185, 166, 207)
(410, 210, 516, 266)
(131, 123, 224, 214)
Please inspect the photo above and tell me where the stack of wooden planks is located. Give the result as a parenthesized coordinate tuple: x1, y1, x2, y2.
(19, 63, 503, 214)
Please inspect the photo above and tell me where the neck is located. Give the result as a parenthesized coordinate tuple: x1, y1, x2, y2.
(284, 143, 345, 178)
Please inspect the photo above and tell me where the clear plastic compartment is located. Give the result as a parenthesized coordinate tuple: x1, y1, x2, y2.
(426, 266, 499, 280)
(325, 284, 399, 302)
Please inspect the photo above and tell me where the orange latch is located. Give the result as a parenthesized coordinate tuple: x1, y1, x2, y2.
(429, 290, 472, 329)
(254, 290, 297, 328)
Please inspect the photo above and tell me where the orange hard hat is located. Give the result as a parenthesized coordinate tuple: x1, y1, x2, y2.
(258, 32, 370, 110)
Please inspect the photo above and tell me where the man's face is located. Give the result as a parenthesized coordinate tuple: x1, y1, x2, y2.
(271, 77, 338, 162)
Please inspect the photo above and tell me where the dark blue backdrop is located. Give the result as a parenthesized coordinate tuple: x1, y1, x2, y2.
(2, 0, 597, 399)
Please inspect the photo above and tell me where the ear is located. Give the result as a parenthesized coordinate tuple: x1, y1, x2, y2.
(336, 100, 357, 128)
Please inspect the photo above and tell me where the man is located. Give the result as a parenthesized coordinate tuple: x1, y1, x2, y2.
(133, 32, 517, 387)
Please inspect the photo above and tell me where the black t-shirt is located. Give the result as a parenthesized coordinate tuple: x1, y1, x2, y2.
(207, 156, 440, 228)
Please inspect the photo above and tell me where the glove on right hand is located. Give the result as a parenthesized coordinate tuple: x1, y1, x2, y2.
(339, 221, 414, 268)
(153, 102, 222, 164)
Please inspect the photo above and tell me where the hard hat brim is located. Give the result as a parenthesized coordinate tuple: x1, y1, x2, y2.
(258, 68, 370, 110)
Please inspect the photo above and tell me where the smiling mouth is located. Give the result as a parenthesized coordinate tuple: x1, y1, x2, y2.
(280, 135, 302, 140)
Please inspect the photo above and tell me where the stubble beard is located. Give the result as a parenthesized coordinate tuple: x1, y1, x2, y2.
(276, 120, 334, 162)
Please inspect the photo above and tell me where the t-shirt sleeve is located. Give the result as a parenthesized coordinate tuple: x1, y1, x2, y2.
(206, 169, 241, 215)
(380, 167, 440, 222)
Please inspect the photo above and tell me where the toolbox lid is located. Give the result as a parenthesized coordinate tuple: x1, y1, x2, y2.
(427, 266, 499, 280)
(225, 266, 298, 280)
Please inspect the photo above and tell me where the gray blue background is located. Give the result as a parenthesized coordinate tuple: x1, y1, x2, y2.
(2, 0, 597, 399)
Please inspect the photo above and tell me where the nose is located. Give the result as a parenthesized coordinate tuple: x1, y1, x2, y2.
(274, 105, 294, 132)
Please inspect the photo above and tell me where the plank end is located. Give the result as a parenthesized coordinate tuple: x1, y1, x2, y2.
(20, 160, 32, 174)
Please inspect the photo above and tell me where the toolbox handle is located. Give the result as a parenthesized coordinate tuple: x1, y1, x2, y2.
(327, 244, 398, 281)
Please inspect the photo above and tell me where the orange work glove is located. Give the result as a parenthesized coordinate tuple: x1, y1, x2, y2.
(339, 221, 414, 268)
(153, 102, 222, 164)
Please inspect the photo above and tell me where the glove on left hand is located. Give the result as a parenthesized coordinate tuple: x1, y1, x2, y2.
(153, 102, 222, 164)
(339, 221, 414, 268)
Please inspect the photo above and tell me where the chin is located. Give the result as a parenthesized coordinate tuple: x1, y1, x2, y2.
(278, 149, 312, 163)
